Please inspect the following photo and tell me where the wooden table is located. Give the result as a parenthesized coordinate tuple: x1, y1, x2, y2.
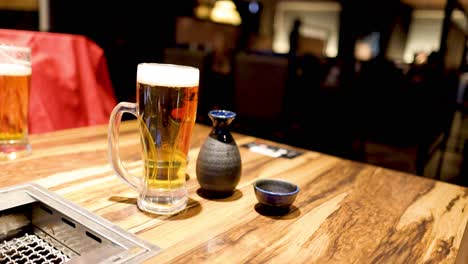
(2, 121, 468, 263)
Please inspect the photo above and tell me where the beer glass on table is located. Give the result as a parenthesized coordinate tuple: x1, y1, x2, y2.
(108, 63, 199, 215)
(0, 45, 31, 160)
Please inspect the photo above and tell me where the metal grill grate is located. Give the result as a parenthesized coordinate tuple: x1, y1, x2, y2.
(0, 233, 69, 264)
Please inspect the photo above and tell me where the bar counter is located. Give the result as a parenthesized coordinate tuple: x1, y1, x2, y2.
(2, 121, 468, 263)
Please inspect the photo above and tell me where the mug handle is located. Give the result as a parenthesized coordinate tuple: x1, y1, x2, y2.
(108, 102, 142, 190)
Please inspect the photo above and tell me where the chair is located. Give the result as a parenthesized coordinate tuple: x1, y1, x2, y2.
(0, 29, 117, 134)
(233, 52, 288, 122)
(356, 58, 457, 178)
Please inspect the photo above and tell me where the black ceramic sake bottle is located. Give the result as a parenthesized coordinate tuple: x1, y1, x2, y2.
(196, 110, 242, 195)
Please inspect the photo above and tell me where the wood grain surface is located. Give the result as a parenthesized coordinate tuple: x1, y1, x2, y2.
(1, 120, 468, 264)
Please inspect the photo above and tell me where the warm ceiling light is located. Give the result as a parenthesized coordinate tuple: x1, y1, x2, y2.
(195, 4, 212, 19)
(210, 0, 242, 26)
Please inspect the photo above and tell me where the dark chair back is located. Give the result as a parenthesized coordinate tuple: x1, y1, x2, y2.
(233, 52, 288, 121)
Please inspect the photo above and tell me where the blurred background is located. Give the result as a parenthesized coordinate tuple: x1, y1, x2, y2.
(2, 0, 468, 185)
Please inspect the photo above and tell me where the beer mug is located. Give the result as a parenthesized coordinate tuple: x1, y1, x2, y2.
(108, 63, 199, 214)
(0, 44, 32, 160)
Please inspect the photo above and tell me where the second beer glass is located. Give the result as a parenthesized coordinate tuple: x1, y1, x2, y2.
(109, 63, 199, 214)
(0, 44, 32, 160)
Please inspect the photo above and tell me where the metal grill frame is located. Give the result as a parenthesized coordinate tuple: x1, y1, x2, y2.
(0, 183, 161, 264)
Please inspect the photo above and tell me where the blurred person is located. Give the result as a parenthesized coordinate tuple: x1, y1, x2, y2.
(288, 18, 302, 58)
(284, 18, 302, 120)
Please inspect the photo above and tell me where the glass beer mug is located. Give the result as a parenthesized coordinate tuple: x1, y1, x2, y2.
(0, 44, 32, 160)
(108, 63, 199, 214)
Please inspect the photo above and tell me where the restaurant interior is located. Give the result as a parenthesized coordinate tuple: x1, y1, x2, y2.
(1, 0, 468, 186)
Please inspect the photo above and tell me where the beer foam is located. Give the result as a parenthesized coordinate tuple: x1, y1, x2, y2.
(0, 63, 31, 76)
(137, 63, 199, 87)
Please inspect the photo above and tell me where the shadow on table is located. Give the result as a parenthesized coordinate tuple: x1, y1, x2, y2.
(170, 198, 202, 220)
(254, 203, 301, 220)
(196, 188, 243, 201)
(108, 196, 202, 220)
(109, 196, 137, 204)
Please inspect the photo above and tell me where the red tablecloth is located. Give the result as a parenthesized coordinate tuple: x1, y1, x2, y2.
(0, 29, 117, 134)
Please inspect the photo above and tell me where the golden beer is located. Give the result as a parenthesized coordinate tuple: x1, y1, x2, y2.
(137, 82, 198, 190)
(0, 59, 31, 159)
